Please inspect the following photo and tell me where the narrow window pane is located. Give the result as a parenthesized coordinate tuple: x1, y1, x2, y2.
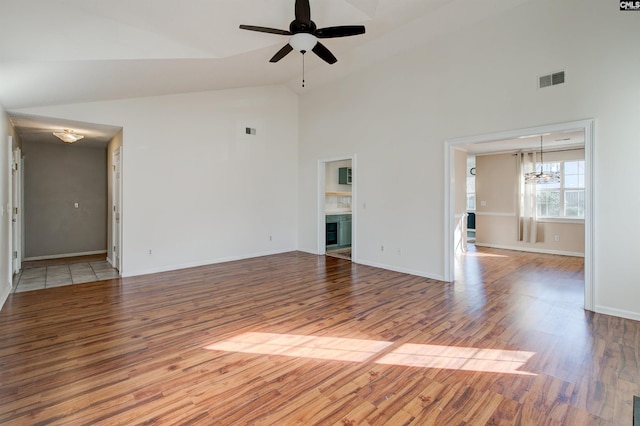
(565, 175, 579, 188)
(565, 161, 578, 174)
(564, 190, 585, 217)
(467, 194, 476, 211)
(537, 190, 560, 217)
(466, 176, 475, 194)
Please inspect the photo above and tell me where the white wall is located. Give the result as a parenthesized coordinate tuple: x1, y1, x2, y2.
(17, 86, 299, 277)
(22, 141, 108, 258)
(298, 0, 640, 319)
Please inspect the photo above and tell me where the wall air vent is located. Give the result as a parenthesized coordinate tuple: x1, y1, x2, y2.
(539, 71, 565, 89)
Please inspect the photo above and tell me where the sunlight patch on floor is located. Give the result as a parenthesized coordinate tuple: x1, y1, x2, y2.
(205, 332, 392, 362)
(376, 344, 536, 375)
(205, 333, 537, 375)
(463, 251, 509, 258)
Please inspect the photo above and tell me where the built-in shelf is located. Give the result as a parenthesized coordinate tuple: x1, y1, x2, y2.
(325, 191, 352, 196)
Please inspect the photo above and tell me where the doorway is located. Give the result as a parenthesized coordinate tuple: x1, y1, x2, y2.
(318, 157, 355, 261)
(444, 119, 594, 311)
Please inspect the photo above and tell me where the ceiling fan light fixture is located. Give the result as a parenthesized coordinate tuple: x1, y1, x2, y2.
(53, 129, 84, 144)
(289, 32, 317, 53)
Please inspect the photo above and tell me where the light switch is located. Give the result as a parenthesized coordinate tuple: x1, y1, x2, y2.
(74, 203, 79, 208)
(480, 201, 487, 207)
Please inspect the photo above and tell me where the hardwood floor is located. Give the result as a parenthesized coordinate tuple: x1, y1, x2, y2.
(0, 247, 638, 425)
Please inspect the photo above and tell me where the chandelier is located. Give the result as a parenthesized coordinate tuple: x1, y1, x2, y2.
(525, 136, 560, 184)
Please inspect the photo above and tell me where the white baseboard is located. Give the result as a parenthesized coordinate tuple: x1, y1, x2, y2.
(353, 259, 445, 282)
(298, 248, 319, 255)
(595, 305, 640, 322)
(299, 249, 445, 282)
(24, 250, 107, 261)
(0, 283, 11, 311)
(473, 243, 584, 258)
(121, 248, 295, 278)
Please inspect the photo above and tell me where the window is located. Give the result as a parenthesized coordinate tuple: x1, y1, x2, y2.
(466, 159, 476, 211)
(466, 175, 476, 211)
(536, 160, 585, 218)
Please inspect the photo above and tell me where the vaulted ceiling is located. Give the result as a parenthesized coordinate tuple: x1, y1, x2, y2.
(0, 0, 533, 110)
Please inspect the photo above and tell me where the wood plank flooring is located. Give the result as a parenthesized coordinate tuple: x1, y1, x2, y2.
(0, 247, 638, 425)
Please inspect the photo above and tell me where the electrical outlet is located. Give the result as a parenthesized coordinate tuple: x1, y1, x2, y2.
(396, 248, 402, 256)
(554, 235, 560, 242)
(269, 235, 273, 241)
(148, 249, 153, 255)
(380, 245, 384, 252)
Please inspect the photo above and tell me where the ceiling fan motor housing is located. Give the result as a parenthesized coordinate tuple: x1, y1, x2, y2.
(290, 20, 316, 34)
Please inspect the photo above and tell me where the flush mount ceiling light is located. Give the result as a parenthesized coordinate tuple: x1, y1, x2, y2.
(525, 135, 560, 184)
(53, 129, 84, 144)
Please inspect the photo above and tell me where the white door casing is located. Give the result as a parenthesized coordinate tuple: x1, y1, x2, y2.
(11, 148, 22, 276)
(317, 156, 356, 258)
(112, 147, 121, 272)
(444, 119, 595, 312)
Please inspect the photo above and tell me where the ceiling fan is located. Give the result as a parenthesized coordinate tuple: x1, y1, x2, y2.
(239, 0, 366, 65)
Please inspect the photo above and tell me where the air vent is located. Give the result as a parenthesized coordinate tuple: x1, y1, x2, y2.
(539, 71, 565, 89)
(245, 127, 256, 135)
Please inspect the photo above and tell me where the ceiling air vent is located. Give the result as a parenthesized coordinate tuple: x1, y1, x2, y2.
(539, 71, 565, 89)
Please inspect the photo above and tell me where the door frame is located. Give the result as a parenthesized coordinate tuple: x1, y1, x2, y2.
(444, 119, 595, 311)
(6, 136, 13, 286)
(317, 155, 356, 258)
(11, 147, 22, 277)
(111, 146, 122, 272)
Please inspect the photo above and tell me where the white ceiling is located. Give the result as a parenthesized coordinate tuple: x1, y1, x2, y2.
(0, 0, 534, 145)
(462, 131, 585, 156)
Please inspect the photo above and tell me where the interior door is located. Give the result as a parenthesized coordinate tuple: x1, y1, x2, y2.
(11, 148, 22, 275)
(112, 147, 121, 271)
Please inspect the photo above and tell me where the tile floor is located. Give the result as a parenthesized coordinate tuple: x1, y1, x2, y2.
(14, 260, 119, 293)
(326, 247, 352, 260)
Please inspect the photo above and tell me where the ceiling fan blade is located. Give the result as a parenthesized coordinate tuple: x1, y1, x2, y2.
(239, 25, 292, 36)
(295, 0, 311, 24)
(270, 44, 294, 62)
(315, 25, 366, 38)
(312, 42, 337, 64)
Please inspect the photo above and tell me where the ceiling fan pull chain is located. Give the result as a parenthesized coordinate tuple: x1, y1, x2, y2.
(302, 52, 306, 88)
